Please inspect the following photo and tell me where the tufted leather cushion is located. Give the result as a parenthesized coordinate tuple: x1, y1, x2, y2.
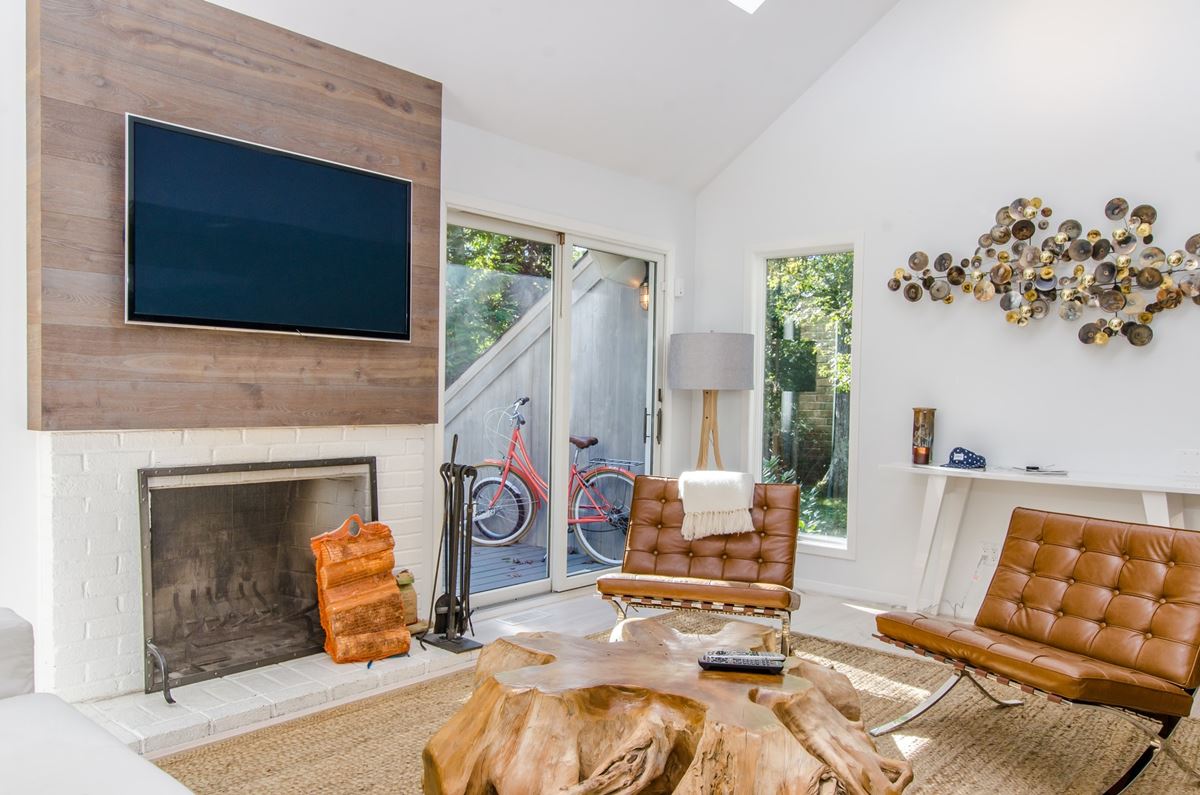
(619, 476, 800, 586)
(877, 612, 1193, 717)
(877, 507, 1200, 717)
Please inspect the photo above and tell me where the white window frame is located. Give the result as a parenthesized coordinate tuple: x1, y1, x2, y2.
(746, 240, 865, 561)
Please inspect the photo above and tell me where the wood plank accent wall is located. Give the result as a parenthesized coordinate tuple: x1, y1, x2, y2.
(27, 0, 442, 430)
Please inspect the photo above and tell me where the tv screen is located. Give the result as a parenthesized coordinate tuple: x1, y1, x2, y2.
(126, 115, 412, 341)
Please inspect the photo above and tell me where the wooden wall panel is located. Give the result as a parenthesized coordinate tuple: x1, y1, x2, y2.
(28, 0, 442, 430)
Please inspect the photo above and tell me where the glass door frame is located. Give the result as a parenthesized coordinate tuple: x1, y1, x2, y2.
(745, 240, 866, 563)
(552, 234, 664, 593)
(442, 209, 562, 608)
(439, 205, 668, 608)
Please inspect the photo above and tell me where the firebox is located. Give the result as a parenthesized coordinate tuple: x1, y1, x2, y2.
(138, 458, 378, 699)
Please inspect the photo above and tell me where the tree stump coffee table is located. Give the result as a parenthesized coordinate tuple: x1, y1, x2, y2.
(423, 618, 912, 795)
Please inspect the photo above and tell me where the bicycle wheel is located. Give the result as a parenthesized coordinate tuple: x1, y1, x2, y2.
(470, 464, 537, 546)
(570, 467, 634, 565)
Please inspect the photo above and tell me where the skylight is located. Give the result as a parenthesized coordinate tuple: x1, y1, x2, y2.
(727, 0, 767, 13)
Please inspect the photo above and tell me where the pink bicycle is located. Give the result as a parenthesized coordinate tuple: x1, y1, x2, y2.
(471, 396, 639, 566)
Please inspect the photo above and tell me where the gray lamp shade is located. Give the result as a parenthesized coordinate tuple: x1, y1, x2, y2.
(667, 332, 754, 391)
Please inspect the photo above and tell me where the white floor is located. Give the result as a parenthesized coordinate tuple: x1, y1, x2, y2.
(79, 586, 899, 758)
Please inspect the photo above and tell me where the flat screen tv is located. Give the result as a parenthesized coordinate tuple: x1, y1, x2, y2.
(125, 115, 412, 341)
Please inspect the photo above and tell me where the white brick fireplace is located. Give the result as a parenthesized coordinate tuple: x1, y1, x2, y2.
(34, 425, 435, 702)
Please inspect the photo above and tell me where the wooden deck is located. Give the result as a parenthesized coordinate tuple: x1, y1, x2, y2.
(469, 542, 611, 593)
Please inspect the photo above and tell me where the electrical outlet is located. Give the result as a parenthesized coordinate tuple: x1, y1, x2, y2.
(1176, 449, 1200, 481)
(971, 543, 1001, 584)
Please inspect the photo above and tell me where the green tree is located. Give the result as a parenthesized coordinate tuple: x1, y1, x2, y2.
(445, 226, 553, 384)
(765, 252, 853, 392)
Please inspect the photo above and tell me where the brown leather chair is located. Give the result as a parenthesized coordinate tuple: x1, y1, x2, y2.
(874, 507, 1200, 794)
(596, 475, 802, 654)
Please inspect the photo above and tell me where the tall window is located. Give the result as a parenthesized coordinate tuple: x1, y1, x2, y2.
(761, 251, 853, 540)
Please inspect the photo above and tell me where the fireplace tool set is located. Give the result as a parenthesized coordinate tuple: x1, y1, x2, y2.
(421, 435, 482, 653)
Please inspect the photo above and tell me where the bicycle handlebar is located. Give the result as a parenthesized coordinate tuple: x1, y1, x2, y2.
(503, 397, 530, 428)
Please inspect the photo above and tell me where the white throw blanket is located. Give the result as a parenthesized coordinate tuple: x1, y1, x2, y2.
(679, 470, 755, 540)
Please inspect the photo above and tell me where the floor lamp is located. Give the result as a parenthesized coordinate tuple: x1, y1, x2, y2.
(668, 332, 754, 470)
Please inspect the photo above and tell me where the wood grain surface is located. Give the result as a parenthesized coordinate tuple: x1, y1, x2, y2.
(423, 619, 913, 795)
(27, 0, 442, 430)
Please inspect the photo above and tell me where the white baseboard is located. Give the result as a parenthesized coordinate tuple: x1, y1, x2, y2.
(793, 577, 905, 608)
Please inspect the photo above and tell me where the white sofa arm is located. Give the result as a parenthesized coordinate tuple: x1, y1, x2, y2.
(0, 608, 34, 698)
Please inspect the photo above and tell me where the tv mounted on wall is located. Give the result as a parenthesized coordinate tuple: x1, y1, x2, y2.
(125, 115, 412, 342)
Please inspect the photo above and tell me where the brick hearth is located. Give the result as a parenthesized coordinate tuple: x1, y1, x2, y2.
(75, 642, 474, 754)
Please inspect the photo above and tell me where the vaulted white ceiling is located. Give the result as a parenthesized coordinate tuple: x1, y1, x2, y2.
(210, 0, 898, 190)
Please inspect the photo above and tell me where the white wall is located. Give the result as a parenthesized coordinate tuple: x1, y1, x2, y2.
(693, 0, 1200, 608)
(0, 2, 38, 624)
(443, 119, 696, 476)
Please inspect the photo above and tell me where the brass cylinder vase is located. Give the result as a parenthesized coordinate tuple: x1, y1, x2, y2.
(912, 407, 935, 465)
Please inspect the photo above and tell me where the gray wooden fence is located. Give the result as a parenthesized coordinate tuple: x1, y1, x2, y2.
(444, 252, 651, 552)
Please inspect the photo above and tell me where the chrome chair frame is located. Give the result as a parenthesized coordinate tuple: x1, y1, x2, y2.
(871, 633, 1200, 794)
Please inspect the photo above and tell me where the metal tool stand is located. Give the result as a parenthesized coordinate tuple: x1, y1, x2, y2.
(425, 436, 483, 653)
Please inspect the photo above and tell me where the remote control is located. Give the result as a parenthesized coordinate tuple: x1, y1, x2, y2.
(697, 649, 787, 675)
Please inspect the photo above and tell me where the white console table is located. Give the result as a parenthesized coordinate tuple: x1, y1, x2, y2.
(887, 462, 1200, 613)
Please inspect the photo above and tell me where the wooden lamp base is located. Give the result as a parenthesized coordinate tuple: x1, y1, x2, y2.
(696, 389, 723, 470)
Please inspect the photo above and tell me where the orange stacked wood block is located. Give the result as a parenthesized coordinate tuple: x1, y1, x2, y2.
(311, 515, 411, 663)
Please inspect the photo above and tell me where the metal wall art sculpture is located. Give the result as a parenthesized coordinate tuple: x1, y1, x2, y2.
(888, 197, 1200, 346)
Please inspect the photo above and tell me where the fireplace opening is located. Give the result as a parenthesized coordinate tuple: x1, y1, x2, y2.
(138, 458, 378, 696)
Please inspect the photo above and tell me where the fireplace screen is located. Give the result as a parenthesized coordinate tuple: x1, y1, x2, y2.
(139, 458, 378, 696)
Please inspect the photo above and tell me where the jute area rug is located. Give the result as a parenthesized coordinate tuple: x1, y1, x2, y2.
(157, 612, 1200, 793)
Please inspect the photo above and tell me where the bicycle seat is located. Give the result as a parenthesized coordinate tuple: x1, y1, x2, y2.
(569, 435, 599, 450)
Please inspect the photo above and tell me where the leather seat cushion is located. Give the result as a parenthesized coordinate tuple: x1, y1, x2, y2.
(597, 572, 800, 611)
(877, 611, 1194, 717)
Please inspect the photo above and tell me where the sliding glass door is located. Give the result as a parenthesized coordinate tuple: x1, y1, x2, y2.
(444, 216, 555, 596)
(562, 244, 655, 578)
(444, 215, 660, 601)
